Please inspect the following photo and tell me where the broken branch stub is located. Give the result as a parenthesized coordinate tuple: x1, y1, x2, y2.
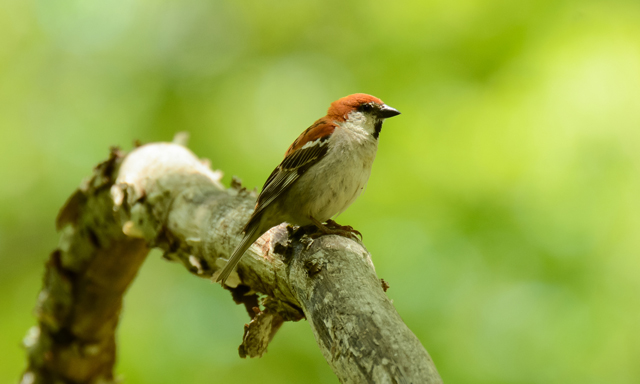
(22, 141, 442, 384)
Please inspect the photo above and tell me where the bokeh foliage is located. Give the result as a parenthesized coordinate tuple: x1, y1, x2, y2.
(1, 0, 639, 383)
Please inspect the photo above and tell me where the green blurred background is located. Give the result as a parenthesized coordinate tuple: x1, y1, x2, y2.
(2, 0, 639, 382)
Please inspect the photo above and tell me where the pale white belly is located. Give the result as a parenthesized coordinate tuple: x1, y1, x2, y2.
(280, 129, 377, 225)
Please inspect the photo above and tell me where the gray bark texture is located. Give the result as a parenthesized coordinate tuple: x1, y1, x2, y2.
(21, 137, 442, 384)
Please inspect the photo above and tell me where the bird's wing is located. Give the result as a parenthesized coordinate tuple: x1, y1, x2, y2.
(245, 119, 335, 227)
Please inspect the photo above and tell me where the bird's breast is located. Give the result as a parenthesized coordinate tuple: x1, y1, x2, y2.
(283, 127, 378, 223)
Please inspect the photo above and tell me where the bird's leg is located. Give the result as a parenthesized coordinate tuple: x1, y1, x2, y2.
(308, 217, 362, 241)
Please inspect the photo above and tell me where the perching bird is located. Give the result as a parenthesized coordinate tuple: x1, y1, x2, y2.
(216, 93, 400, 284)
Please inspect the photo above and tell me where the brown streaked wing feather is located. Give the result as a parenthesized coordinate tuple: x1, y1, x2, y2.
(243, 123, 335, 229)
(285, 119, 336, 156)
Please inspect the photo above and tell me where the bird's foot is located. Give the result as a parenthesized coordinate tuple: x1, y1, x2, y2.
(308, 218, 362, 241)
(326, 219, 363, 241)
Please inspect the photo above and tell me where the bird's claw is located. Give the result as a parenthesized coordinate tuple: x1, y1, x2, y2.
(309, 220, 362, 241)
(326, 219, 363, 241)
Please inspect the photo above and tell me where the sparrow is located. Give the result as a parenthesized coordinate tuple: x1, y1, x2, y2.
(216, 93, 400, 284)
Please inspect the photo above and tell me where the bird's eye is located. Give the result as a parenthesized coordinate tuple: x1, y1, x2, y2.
(360, 103, 373, 112)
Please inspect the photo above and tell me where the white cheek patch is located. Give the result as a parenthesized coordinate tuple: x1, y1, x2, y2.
(346, 111, 367, 125)
(344, 111, 376, 136)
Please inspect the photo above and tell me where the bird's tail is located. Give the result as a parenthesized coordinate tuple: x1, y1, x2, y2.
(216, 223, 261, 284)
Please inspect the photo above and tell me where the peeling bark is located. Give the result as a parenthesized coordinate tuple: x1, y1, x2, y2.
(21, 149, 149, 384)
(21, 139, 442, 384)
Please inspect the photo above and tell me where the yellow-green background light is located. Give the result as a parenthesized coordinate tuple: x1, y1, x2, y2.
(1, 0, 639, 383)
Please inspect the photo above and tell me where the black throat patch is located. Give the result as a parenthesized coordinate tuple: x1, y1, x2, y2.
(373, 119, 383, 140)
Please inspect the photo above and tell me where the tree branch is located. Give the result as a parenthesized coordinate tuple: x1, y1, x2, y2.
(21, 139, 442, 384)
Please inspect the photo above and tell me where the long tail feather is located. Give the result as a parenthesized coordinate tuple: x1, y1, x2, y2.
(216, 224, 262, 284)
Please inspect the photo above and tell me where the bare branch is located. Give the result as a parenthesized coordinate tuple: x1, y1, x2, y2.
(22, 142, 442, 384)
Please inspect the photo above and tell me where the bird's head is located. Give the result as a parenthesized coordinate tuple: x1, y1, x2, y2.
(327, 93, 400, 139)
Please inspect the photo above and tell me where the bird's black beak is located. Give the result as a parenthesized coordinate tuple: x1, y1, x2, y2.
(378, 104, 401, 119)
